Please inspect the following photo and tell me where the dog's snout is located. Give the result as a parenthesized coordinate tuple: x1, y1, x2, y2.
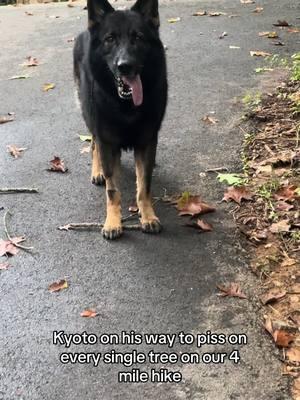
(117, 59, 135, 76)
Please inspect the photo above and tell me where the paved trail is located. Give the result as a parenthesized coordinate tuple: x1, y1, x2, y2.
(0, 0, 299, 399)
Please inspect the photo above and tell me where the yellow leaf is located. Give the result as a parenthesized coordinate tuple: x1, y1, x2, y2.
(43, 83, 56, 92)
(167, 17, 181, 23)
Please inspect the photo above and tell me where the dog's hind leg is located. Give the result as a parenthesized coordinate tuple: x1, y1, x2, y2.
(91, 136, 105, 186)
(100, 144, 122, 240)
(135, 141, 162, 234)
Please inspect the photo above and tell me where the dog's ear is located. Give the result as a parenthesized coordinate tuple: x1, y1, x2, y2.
(131, 0, 159, 28)
(87, 0, 114, 28)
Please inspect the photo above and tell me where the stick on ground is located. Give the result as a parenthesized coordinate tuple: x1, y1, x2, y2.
(58, 222, 141, 231)
(0, 188, 38, 194)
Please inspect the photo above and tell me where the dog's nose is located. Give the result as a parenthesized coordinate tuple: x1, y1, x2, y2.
(117, 60, 134, 76)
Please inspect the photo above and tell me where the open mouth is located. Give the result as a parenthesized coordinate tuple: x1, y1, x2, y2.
(116, 75, 143, 107)
(116, 77, 132, 100)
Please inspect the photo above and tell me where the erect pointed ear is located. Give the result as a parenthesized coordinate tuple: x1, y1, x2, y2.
(131, 0, 159, 28)
(87, 0, 114, 28)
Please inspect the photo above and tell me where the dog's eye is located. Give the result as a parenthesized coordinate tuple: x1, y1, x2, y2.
(132, 32, 144, 42)
(104, 35, 115, 44)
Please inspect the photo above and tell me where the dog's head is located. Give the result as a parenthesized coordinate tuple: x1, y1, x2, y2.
(87, 0, 161, 106)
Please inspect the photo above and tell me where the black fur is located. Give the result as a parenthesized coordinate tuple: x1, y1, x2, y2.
(73, 0, 167, 151)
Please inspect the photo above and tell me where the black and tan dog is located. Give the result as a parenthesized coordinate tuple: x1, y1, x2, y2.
(73, 0, 167, 239)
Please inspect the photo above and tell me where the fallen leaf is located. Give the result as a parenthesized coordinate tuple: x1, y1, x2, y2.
(79, 134, 92, 142)
(48, 156, 68, 173)
(273, 20, 290, 27)
(21, 56, 39, 67)
(240, 0, 255, 3)
(260, 288, 286, 305)
(25, 11, 33, 16)
(8, 75, 30, 80)
(48, 279, 68, 293)
(287, 28, 300, 33)
(286, 348, 300, 363)
(0, 239, 20, 256)
(274, 185, 297, 201)
(167, 17, 181, 23)
(258, 31, 278, 38)
(80, 309, 98, 318)
(0, 114, 14, 124)
(202, 115, 219, 124)
(269, 220, 291, 233)
(7, 145, 27, 159)
(176, 194, 216, 217)
(217, 282, 247, 299)
(276, 201, 293, 211)
(250, 51, 272, 57)
(281, 257, 296, 267)
(252, 6, 263, 13)
(0, 262, 11, 270)
(264, 317, 295, 347)
(43, 83, 55, 92)
(272, 41, 285, 46)
(192, 10, 207, 16)
(223, 186, 253, 204)
(80, 145, 90, 154)
(217, 173, 244, 186)
(185, 218, 213, 232)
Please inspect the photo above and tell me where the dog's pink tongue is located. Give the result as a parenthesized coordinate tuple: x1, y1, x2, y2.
(122, 75, 143, 106)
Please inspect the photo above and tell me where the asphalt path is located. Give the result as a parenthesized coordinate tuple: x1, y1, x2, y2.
(0, 0, 299, 399)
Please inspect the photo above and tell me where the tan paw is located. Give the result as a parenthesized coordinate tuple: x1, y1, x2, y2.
(102, 224, 123, 240)
(141, 218, 162, 234)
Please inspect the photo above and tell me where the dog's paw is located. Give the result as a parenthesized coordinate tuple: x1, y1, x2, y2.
(102, 225, 123, 240)
(91, 174, 105, 186)
(141, 219, 162, 234)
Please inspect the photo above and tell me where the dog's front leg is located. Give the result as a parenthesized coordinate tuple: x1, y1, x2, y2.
(100, 143, 122, 240)
(135, 141, 161, 234)
(91, 136, 105, 186)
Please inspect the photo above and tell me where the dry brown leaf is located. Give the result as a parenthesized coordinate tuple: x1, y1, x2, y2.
(0, 114, 14, 124)
(287, 28, 300, 33)
(192, 10, 207, 16)
(48, 156, 68, 173)
(281, 257, 296, 267)
(260, 288, 286, 305)
(185, 218, 213, 232)
(287, 348, 300, 363)
(274, 185, 297, 201)
(176, 194, 216, 217)
(0, 262, 11, 270)
(250, 51, 272, 57)
(21, 56, 39, 67)
(273, 20, 290, 27)
(264, 317, 295, 347)
(43, 83, 56, 92)
(80, 309, 98, 318)
(222, 186, 253, 205)
(217, 282, 247, 299)
(269, 220, 291, 233)
(276, 201, 294, 212)
(202, 115, 219, 124)
(48, 279, 68, 293)
(0, 238, 22, 257)
(7, 145, 27, 159)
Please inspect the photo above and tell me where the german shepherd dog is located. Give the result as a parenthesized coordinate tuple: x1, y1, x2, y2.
(73, 0, 167, 239)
